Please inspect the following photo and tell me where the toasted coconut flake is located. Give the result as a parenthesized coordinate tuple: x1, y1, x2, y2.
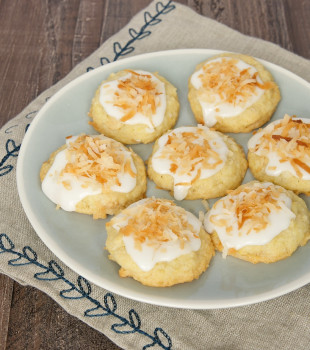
(106, 70, 163, 124)
(115, 199, 198, 250)
(251, 115, 310, 178)
(124, 159, 136, 178)
(211, 184, 286, 235)
(158, 128, 224, 184)
(197, 58, 273, 106)
(61, 134, 136, 191)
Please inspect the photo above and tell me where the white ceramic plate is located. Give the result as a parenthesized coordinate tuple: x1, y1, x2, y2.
(17, 49, 310, 309)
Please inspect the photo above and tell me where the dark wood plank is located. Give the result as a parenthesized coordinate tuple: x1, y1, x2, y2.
(186, 0, 310, 59)
(72, 0, 107, 66)
(0, 0, 309, 349)
(6, 284, 121, 350)
(0, 0, 44, 127)
(284, 0, 310, 59)
(188, 0, 293, 52)
(0, 276, 13, 350)
(36, 0, 81, 89)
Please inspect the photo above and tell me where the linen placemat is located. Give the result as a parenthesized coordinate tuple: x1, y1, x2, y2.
(1, 1, 310, 349)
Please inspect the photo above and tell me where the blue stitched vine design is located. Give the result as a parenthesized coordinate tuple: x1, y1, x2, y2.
(86, 1, 175, 71)
(0, 123, 30, 177)
(0, 233, 172, 349)
(0, 110, 37, 177)
(0, 125, 31, 177)
(0, 139, 20, 177)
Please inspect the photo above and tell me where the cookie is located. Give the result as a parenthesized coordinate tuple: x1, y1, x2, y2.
(40, 134, 147, 219)
(248, 115, 310, 194)
(147, 125, 247, 200)
(89, 69, 179, 144)
(204, 181, 310, 263)
(188, 53, 281, 133)
(106, 198, 214, 287)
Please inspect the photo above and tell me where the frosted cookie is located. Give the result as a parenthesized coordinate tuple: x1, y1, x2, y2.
(147, 125, 248, 200)
(248, 115, 310, 194)
(204, 181, 310, 264)
(105, 198, 214, 287)
(89, 69, 179, 144)
(40, 134, 146, 219)
(188, 53, 281, 133)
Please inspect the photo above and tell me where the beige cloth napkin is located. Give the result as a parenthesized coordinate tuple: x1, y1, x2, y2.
(1, 1, 310, 349)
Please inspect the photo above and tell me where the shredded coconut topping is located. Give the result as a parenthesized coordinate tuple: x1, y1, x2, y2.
(197, 57, 273, 106)
(104, 70, 163, 124)
(250, 115, 310, 178)
(108, 198, 198, 250)
(209, 183, 285, 236)
(157, 128, 223, 186)
(62, 134, 136, 191)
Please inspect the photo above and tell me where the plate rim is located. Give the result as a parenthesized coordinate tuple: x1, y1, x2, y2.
(16, 48, 310, 309)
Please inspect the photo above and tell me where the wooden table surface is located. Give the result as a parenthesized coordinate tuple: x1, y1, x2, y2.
(0, 0, 309, 349)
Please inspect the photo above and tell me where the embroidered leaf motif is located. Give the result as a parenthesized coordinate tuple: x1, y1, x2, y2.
(103, 292, 117, 313)
(84, 304, 111, 317)
(100, 57, 111, 65)
(112, 309, 141, 334)
(35, 260, 65, 281)
(137, 31, 151, 40)
(119, 46, 135, 56)
(61, 284, 84, 299)
(0, 233, 15, 252)
(25, 110, 37, 120)
(6, 139, 19, 157)
(154, 327, 172, 347)
(129, 28, 138, 39)
(77, 275, 92, 296)
(113, 42, 123, 55)
(4, 125, 18, 134)
(144, 11, 162, 26)
(0, 165, 13, 177)
(0, 136, 24, 177)
(156, 1, 165, 12)
(156, 1, 175, 14)
(9, 246, 37, 266)
(144, 328, 172, 350)
(129, 28, 151, 40)
(60, 276, 92, 299)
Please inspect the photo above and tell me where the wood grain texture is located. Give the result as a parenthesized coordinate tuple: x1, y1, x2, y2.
(0, 276, 13, 350)
(285, 0, 310, 59)
(72, 0, 106, 66)
(0, 0, 309, 349)
(5, 284, 121, 350)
